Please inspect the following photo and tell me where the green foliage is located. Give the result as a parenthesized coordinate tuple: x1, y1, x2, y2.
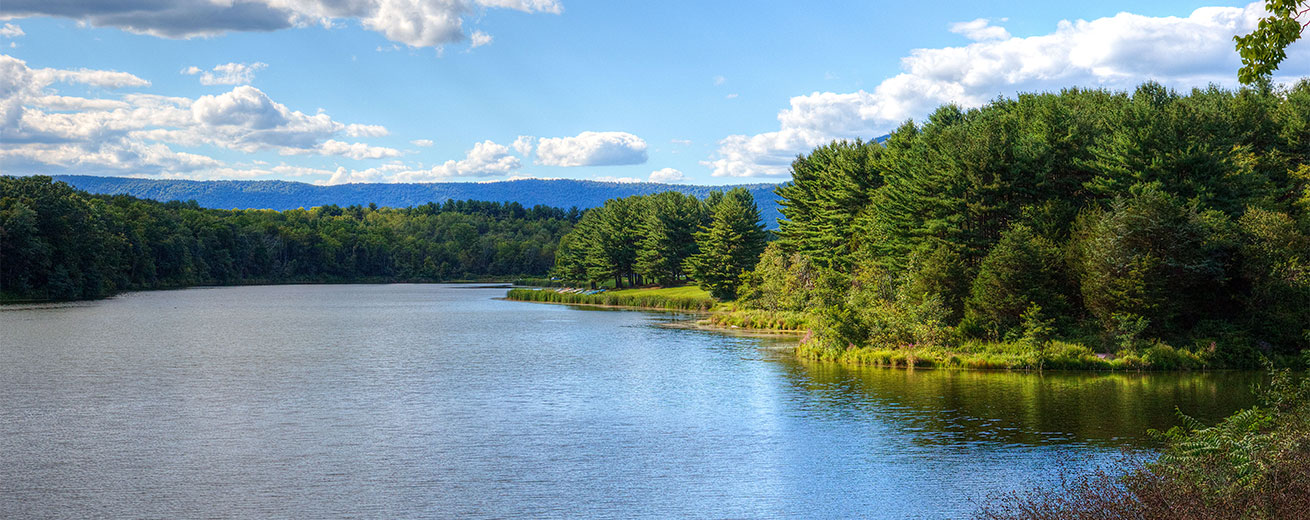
(964, 225, 1068, 337)
(635, 192, 706, 286)
(506, 287, 715, 311)
(685, 188, 768, 300)
(757, 82, 1310, 367)
(774, 139, 883, 270)
(737, 243, 823, 312)
(0, 176, 576, 301)
(1236, 207, 1310, 350)
(1234, 0, 1308, 84)
(1072, 184, 1232, 335)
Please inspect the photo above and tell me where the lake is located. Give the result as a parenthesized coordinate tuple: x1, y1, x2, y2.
(0, 284, 1259, 519)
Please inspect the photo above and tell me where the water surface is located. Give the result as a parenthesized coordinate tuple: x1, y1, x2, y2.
(0, 284, 1259, 518)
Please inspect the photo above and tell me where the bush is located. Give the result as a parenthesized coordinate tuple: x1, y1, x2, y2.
(965, 225, 1069, 337)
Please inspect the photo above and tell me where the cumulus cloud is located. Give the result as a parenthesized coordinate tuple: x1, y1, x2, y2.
(469, 30, 493, 48)
(419, 139, 520, 178)
(0, 0, 561, 49)
(38, 68, 151, 89)
(648, 167, 685, 183)
(949, 18, 1010, 41)
(535, 131, 647, 167)
(511, 135, 535, 156)
(346, 123, 389, 137)
(321, 139, 523, 184)
(1, 54, 396, 176)
(0, 23, 23, 38)
(183, 62, 267, 85)
(411, 138, 435, 147)
(704, 2, 1310, 177)
(303, 139, 401, 159)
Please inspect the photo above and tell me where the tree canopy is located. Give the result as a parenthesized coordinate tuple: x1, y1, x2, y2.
(1, 176, 577, 301)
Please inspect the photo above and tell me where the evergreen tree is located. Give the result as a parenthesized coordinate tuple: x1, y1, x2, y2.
(635, 192, 706, 286)
(775, 139, 883, 270)
(685, 189, 767, 300)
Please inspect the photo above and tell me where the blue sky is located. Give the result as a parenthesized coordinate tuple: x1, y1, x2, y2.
(1, 0, 1306, 185)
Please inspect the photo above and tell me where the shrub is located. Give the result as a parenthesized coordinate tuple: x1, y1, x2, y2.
(965, 225, 1069, 337)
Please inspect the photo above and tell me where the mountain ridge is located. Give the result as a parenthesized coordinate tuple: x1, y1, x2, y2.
(50, 175, 788, 228)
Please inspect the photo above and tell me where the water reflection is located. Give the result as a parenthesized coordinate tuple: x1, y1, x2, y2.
(776, 359, 1260, 448)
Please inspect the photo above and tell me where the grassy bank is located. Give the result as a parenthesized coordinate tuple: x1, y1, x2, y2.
(506, 285, 717, 311)
(507, 287, 1261, 371)
(794, 339, 1214, 371)
(705, 307, 810, 332)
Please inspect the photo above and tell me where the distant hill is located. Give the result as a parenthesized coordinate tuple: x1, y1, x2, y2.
(52, 175, 789, 228)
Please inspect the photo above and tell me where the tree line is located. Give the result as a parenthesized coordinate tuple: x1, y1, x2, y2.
(739, 81, 1310, 365)
(0, 176, 578, 301)
(551, 189, 767, 299)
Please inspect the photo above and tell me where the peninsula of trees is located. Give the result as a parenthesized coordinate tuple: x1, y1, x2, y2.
(529, 81, 1310, 370)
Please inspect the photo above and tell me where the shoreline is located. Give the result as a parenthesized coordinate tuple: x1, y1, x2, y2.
(1, 278, 528, 305)
(505, 292, 1268, 373)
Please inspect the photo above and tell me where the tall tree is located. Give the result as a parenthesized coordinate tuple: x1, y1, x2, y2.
(775, 139, 883, 270)
(636, 191, 706, 286)
(685, 189, 768, 300)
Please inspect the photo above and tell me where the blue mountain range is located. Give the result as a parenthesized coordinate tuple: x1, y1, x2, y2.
(53, 175, 788, 228)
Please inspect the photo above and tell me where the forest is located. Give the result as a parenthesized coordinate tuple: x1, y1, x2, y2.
(0, 175, 577, 301)
(532, 81, 1310, 371)
(737, 81, 1310, 369)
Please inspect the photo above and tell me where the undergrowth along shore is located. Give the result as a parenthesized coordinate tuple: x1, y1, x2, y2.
(508, 285, 1293, 371)
(506, 286, 717, 311)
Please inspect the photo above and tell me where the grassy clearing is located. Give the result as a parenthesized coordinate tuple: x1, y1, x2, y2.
(506, 285, 716, 311)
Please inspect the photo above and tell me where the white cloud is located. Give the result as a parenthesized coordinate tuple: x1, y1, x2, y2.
(670, 138, 692, 145)
(0, 0, 561, 49)
(183, 62, 267, 85)
(713, 75, 726, 86)
(593, 176, 642, 183)
(725, 93, 738, 99)
(648, 167, 685, 183)
(37, 67, 151, 89)
(0, 23, 24, 38)
(1, 55, 397, 176)
(345, 123, 389, 137)
(304, 139, 401, 159)
(470, 30, 493, 48)
(511, 135, 535, 156)
(535, 131, 647, 167)
(704, 2, 1310, 177)
(411, 138, 435, 147)
(320, 139, 523, 184)
(949, 18, 1011, 41)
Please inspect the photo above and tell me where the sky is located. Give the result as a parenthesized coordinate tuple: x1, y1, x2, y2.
(1, 1, 1307, 186)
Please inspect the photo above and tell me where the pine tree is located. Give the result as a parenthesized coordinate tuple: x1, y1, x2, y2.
(775, 139, 883, 270)
(686, 189, 767, 300)
(636, 192, 705, 286)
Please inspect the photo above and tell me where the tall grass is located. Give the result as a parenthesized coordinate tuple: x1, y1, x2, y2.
(707, 308, 810, 332)
(794, 338, 1210, 371)
(506, 287, 716, 311)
